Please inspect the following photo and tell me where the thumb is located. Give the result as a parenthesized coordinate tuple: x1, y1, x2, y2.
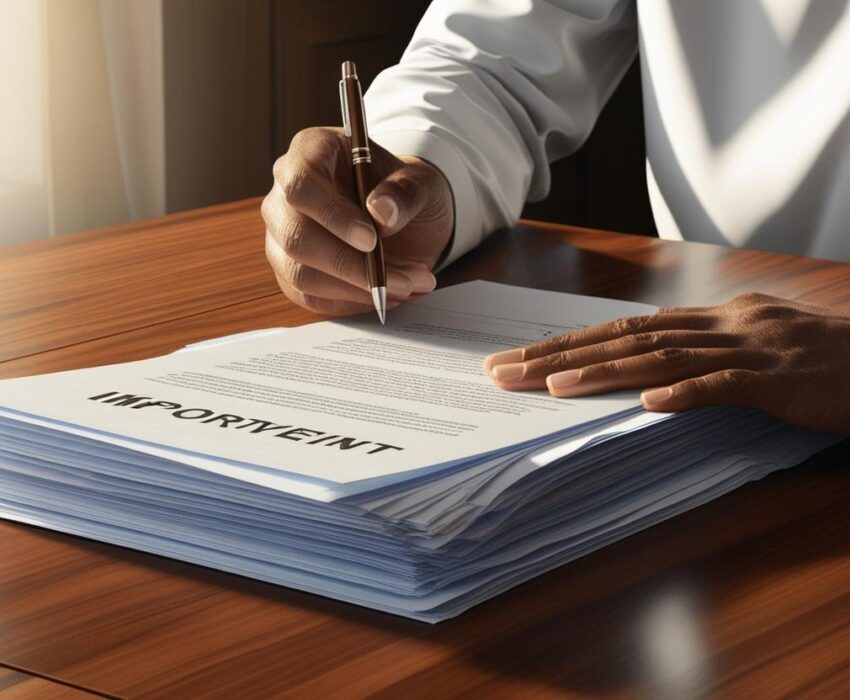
(366, 162, 435, 238)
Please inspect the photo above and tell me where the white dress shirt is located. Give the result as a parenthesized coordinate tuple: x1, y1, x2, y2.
(365, 0, 850, 265)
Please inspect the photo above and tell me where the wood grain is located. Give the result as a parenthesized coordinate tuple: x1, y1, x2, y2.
(0, 666, 108, 699)
(0, 199, 278, 363)
(0, 296, 307, 380)
(2, 199, 850, 697)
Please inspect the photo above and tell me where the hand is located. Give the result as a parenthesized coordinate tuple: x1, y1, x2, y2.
(484, 292, 850, 434)
(262, 127, 453, 315)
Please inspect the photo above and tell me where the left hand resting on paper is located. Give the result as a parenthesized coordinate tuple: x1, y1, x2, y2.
(484, 292, 850, 434)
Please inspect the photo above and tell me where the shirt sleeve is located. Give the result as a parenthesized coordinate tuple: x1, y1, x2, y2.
(365, 0, 638, 268)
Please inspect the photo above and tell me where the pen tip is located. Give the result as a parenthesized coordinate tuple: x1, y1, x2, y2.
(372, 286, 387, 325)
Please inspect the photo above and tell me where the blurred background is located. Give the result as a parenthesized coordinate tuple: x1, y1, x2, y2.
(0, 0, 655, 248)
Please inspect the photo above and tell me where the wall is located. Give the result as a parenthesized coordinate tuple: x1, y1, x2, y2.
(162, 0, 654, 237)
(0, 1, 654, 246)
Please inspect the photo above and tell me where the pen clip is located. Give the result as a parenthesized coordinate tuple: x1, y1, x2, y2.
(339, 80, 351, 138)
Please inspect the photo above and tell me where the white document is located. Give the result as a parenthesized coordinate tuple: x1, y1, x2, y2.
(0, 281, 657, 485)
(0, 281, 839, 623)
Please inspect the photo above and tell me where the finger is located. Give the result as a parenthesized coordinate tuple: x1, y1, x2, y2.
(278, 276, 370, 316)
(393, 262, 439, 295)
(275, 168, 377, 252)
(282, 126, 347, 178)
(266, 235, 383, 305)
(484, 312, 716, 371)
(490, 331, 738, 386)
(541, 348, 764, 398)
(367, 160, 443, 238)
(277, 275, 401, 317)
(268, 212, 413, 297)
(641, 369, 764, 412)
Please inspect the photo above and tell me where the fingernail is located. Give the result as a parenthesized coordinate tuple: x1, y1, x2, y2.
(388, 269, 413, 297)
(368, 196, 398, 229)
(405, 267, 437, 294)
(642, 386, 672, 407)
(484, 348, 524, 372)
(548, 369, 581, 391)
(492, 362, 526, 382)
(348, 220, 376, 252)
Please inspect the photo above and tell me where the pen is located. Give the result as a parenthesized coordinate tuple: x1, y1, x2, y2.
(339, 60, 387, 324)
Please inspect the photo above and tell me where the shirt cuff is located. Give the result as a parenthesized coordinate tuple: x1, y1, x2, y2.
(369, 129, 481, 272)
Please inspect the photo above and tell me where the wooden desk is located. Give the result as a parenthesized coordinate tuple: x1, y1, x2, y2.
(2, 199, 850, 698)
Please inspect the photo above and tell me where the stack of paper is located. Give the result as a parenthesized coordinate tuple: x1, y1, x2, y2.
(0, 282, 837, 622)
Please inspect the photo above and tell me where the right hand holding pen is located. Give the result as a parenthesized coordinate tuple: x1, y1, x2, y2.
(262, 127, 454, 316)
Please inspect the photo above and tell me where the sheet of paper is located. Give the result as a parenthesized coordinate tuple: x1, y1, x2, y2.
(0, 281, 658, 484)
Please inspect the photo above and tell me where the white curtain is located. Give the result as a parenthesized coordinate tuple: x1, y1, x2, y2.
(0, 0, 165, 247)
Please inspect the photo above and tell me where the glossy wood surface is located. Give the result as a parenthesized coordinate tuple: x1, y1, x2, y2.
(2, 199, 850, 698)
(0, 666, 106, 699)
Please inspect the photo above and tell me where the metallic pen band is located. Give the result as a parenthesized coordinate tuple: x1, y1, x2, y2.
(352, 146, 371, 164)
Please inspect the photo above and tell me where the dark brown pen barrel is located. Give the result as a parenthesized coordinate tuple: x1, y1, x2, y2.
(342, 68, 386, 289)
(352, 163, 386, 287)
(366, 231, 387, 288)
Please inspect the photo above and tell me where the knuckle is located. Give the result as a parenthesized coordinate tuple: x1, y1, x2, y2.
(739, 303, 793, 325)
(264, 232, 281, 266)
(286, 260, 312, 291)
(526, 335, 570, 359)
(532, 350, 571, 374)
(733, 291, 771, 307)
(288, 127, 318, 151)
(761, 303, 796, 320)
(613, 315, 648, 336)
(382, 172, 421, 209)
(287, 127, 341, 167)
(272, 154, 287, 184)
(277, 281, 302, 306)
(554, 349, 573, 367)
(631, 331, 660, 350)
(738, 305, 764, 324)
(658, 305, 683, 315)
(299, 293, 323, 312)
(709, 368, 759, 403)
(718, 369, 748, 397)
(290, 286, 332, 313)
(329, 246, 352, 281)
(260, 191, 274, 224)
(279, 217, 307, 258)
(612, 317, 633, 335)
(318, 196, 344, 231)
(653, 346, 691, 366)
(599, 358, 622, 376)
(281, 165, 310, 206)
(689, 375, 713, 396)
